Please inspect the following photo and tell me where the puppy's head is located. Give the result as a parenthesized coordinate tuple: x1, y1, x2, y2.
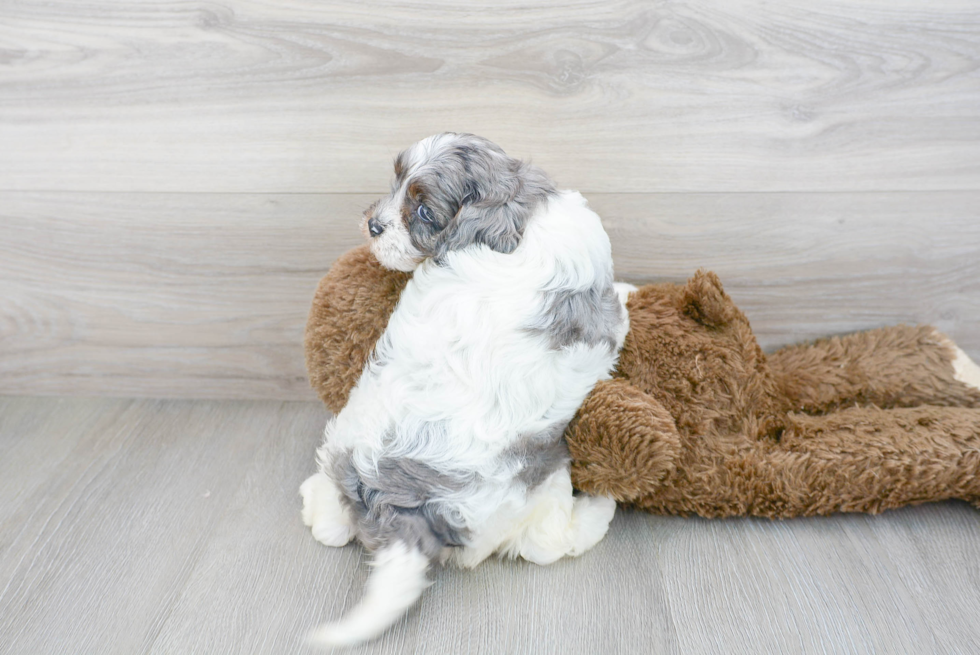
(362, 133, 555, 271)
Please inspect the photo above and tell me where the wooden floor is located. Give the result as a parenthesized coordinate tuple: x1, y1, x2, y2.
(2, 395, 979, 654)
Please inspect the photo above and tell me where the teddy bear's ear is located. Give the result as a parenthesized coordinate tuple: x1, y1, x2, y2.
(566, 379, 681, 502)
(681, 269, 740, 328)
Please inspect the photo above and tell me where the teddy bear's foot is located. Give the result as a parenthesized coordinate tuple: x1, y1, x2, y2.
(943, 337, 980, 392)
(300, 472, 354, 547)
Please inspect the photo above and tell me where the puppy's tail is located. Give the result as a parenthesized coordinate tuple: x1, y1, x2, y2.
(307, 541, 431, 648)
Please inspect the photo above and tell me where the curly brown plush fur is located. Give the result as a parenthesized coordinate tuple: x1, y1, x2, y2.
(305, 245, 980, 518)
(305, 246, 410, 413)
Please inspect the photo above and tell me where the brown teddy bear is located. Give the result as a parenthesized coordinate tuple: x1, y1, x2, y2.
(306, 245, 980, 518)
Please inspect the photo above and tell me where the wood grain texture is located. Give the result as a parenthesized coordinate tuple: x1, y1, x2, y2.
(2, 190, 977, 400)
(1, 396, 980, 654)
(0, 192, 366, 400)
(1, 0, 979, 193)
(597, 191, 980, 353)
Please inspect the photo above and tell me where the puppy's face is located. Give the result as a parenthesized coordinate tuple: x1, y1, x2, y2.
(362, 133, 554, 271)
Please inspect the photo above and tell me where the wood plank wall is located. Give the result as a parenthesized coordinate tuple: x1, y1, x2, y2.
(2, 0, 978, 400)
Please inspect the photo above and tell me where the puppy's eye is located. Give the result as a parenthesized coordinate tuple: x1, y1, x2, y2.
(416, 204, 434, 224)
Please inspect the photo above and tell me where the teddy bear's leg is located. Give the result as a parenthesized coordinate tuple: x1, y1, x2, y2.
(565, 379, 682, 501)
(767, 406, 980, 516)
(300, 471, 355, 547)
(768, 325, 980, 413)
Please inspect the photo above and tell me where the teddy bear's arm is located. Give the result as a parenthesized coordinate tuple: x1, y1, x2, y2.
(768, 325, 980, 413)
(304, 245, 411, 413)
(565, 379, 682, 502)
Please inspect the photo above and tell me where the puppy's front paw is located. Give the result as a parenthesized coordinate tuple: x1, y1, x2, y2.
(300, 472, 354, 547)
(568, 495, 616, 556)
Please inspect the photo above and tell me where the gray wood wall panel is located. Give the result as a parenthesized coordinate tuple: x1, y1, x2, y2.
(1, 0, 978, 193)
(1, 396, 979, 654)
(1, 0, 978, 398)
(2, 191, 977, 400)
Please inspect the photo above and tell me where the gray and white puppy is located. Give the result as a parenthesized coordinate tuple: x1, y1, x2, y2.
(301, 133, 631, 646)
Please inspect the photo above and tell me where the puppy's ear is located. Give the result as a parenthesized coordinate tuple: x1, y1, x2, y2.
(433, 153, 555, 261)
(436, 198, 526, 259)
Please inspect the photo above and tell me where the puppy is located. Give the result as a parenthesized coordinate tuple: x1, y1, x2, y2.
(300, 133, 631, 646)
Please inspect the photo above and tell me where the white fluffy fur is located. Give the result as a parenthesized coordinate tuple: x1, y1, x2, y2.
(302, 189, 627, 646)
(936, 332, 980, 392)
(307, 541, 430, 647)
(300, 472, 353, 548)
(364, 202, 420, 272)
(951, 345, 980, 391)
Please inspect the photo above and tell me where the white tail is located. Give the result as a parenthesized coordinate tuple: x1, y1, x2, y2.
(307, 541, 431, 647)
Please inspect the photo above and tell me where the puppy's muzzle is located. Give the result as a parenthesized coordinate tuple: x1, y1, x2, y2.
(368, 217, 385, 237)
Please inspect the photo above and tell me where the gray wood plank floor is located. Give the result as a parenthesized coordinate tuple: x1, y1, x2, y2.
(2, 396, 979, 654)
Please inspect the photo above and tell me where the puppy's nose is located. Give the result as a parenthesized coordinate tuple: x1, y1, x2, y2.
(368, 217, 385, 237)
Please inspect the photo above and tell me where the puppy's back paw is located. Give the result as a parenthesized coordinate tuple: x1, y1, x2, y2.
(311, 521, 355, 548)
(300, 472, 354, 547)
(568, 494, 616, 556)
